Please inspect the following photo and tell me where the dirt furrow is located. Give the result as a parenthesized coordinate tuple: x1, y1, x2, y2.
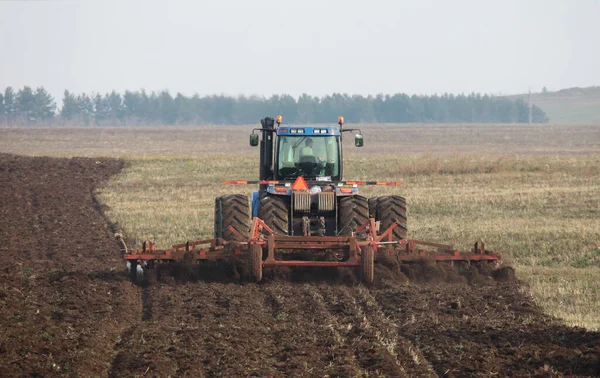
(317, 285, 409, 377)
(354, 285, 437, 376)
(375, 281, 600, 377)
(0, 154, 143, 377)
(259, 283, 341, 376)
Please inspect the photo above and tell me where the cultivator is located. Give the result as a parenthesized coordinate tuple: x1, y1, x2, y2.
(121, 217, 500, 283)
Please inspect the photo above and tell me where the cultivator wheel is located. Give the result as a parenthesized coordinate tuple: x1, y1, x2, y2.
(214, 194, 250, 243)
(376, 195, 408, 240)
(338, 195, 369, 236)
(248, 244, 263, 282)
(258, 194, 289, 235)
(361, 246, 374, 283)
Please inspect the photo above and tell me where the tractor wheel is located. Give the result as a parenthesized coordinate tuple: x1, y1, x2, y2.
(368, 196, 379, 219)
(361, 246, 375, 283)
(214, 194, 249, 243)
(248, 244, 263, 282)
(338, 195, 369, 236)
(258, 194, 289, 235)
(377, 195, 408, 241)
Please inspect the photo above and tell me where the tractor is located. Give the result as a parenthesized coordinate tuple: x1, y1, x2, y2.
(214, 115, 407, 244)
(122, 116, 500, 283)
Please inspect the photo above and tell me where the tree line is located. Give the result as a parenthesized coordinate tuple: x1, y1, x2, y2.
(0, 86, 549, 125)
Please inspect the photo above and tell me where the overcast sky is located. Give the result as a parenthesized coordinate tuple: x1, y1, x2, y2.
(1, 0, 599, 101)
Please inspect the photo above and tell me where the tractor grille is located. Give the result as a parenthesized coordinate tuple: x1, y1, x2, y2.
(318, 192, 335, 212)
(293, 192, 312, 212)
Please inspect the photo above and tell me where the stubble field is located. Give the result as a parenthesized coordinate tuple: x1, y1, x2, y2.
(0, 123, 598, 376)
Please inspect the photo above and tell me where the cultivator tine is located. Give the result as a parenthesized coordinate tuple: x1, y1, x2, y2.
(136, 263, 144, 278)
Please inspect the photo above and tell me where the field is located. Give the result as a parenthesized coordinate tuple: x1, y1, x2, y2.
(1, 123, 599, 376)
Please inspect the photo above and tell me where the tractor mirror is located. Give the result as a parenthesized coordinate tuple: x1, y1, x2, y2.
(249, 133, 259, 147)
(354, 134, 364, 147)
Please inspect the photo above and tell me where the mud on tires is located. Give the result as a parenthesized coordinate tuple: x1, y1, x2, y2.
(214, 194, 250, 243)
(338, 195, 369, 236)
(376, 195, 408, 241)
(258, 194, 289, 235)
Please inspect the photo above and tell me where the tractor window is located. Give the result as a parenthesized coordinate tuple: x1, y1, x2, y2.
(277, 135, 340, 179)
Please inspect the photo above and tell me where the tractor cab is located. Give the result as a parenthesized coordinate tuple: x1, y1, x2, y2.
(250, 116, 363, 187)
(275, 126, 342, 181)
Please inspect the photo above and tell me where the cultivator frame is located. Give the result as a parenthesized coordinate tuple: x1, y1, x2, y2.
(121, 217, 500, 283)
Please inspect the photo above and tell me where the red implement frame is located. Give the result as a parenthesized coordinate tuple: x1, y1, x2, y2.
(123, 218, 500, 267)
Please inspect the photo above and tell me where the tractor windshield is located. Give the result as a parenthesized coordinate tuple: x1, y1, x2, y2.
(277, 135, 340, 179)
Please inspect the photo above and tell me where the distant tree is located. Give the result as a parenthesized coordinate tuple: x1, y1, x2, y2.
(296, 94, 316, 123)
(3, 85, 551, 126)
(276, 94, 298, 123)
(77, 93, 95, 126)
(16, 86, 36, 122)
(107, 91, 125, 122)
(157, 90, 177, 124)
(93, 93, 111, 124)
(3, 87, 17, 124)
(61, 90, 78, 121)
(542, 86, 548, 94)
(122, 90, 140, 122)
(33, 87, 56, 120)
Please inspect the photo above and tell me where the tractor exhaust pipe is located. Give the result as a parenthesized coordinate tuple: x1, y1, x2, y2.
(259, 117, 276, 191)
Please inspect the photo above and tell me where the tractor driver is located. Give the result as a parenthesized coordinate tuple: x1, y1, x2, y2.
(299, 138, 325, 176)
(300, 138, 314, 157)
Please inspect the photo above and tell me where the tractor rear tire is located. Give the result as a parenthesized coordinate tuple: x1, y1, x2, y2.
(258, 194, 289, 235)
(338, 195, 369, 236)
(377, 195, 408, 241)
(361, 246, 375, 283)
(214, 194, 250, 243)
(248, 244, 263, 282)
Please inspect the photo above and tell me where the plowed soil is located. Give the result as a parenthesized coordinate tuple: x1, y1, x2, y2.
(0, 154, 598, 377)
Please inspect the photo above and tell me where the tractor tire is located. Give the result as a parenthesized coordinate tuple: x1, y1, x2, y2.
(376, 195, 408, 241)
(361, 246, 375, 283)
(248, 244, 263, 283)
(214, 194, 249, 243)
(338, 195, 369, 236)
(258, 194, 289, 235)
(368, 196, 379, 219)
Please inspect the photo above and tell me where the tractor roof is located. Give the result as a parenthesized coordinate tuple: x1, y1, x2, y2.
(276, 125, 340, 136)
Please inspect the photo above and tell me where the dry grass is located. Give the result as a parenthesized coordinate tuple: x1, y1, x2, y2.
(517, 266, 599, 330)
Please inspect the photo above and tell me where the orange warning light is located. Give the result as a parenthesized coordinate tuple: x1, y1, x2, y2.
(276, 115, 282, 125)
(337, 116, 344, 126)
(292, 176, 309, 191)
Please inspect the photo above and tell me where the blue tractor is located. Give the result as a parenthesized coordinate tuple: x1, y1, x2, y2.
(214, 116, 408, 244)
